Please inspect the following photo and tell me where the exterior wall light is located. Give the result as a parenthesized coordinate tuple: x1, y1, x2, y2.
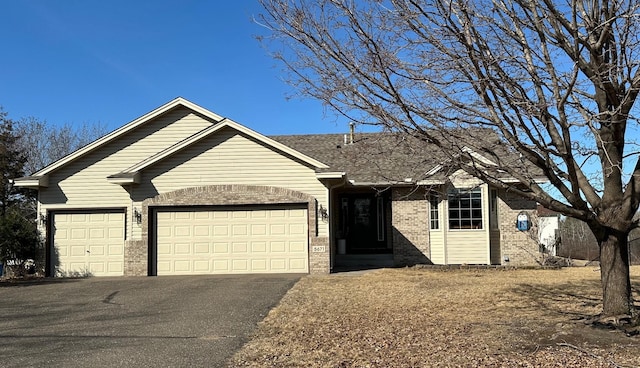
(133, 208, 143, 224)
(318, 204, 329, 221)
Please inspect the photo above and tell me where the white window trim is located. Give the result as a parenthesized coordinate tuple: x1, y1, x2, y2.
(447, 187, 484, 231)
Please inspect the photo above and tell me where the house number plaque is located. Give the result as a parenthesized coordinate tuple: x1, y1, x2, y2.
(312, 246, 326, 252)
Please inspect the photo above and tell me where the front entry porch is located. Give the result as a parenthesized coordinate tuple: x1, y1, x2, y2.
(332, 188, 393, 270)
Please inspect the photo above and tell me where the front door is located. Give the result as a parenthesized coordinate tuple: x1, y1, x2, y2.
(340, 194, 388, 253)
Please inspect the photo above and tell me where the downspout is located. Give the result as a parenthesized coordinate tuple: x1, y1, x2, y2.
(484, 184, 491, 265)
(443, 185, 448, 265)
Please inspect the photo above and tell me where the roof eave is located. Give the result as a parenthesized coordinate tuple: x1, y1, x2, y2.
(12, 176, 48, 188)
(107, 172, 141, 185)
(500, 176, 549, 184)
(348, 179, 445, 187)
(315, 171, 346, 180)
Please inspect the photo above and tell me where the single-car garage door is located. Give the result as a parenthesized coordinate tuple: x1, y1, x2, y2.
(155, 206, 308, 275)
(52, 210, 125, 277)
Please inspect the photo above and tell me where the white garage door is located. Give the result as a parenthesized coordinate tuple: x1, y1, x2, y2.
(156, 206, 308, 275)
(52, 211, 125, 277)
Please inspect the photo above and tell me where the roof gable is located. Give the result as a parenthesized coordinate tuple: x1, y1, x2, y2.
(109, 119, 329, 182)
(32, 97, 224, 177)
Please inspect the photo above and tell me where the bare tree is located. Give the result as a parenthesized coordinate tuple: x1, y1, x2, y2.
(258, 0, 640, 319)
(15, 117, 107, 175)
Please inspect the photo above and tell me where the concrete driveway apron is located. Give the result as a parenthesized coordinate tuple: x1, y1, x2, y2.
(0, 274, 300, 368)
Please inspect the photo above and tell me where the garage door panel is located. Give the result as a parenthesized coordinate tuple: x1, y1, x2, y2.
(174, 226, 191, 236)
(89, 245, 105, 256)
(232, 259, 249, 271)
(157, 261, 171, 273)
(70, 245, 86, 256)
(270, 241, 286, 253)
(109, 228, 124, 238)
(194, 242, 210, 254)
(270, 224, 286, 235)
(213, 259, 229, 271)
(233, 211, 248, 219)
(88, 262, 105, 273)
(71, 229, 87, 239)
(157, 207, 308, 275)
(251, 224, 267, 235)
(174, 212, 191, 220)
(194, 225, 210, 236)
(194, 212, 211, 220)
(289, 241, 306, 253)
(289, 259, 307, 271)
(157, 212, 172, 221)
(213, 226, 228, 236)
(108, 245, 124, 256)
(174, 243, 190, 254)
(53, 211, 125, 277)
(290, 223, 306, 235)
(157, 226, 172, 237)
(213, 242, 229, 253)
(251, 259, 267, 271)
(270, 259, 286, 271)
(251, 242, 267, 253)
(232, 224, 248, 235)
(71, 214, 87, 223)
(232, 242, 248, 253)
(90, 228, 105, 239)
(107, 262, 123, 273)
(193, 260, 209, 271)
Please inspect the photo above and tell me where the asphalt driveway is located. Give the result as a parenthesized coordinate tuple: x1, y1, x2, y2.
(0, 274, 301, 368)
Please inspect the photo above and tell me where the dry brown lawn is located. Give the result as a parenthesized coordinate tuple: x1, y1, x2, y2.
(228, 266, 640, 368)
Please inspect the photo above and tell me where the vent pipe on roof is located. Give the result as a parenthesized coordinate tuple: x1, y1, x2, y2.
(343, 134, 348, 145)
(349, 122, 355, 144)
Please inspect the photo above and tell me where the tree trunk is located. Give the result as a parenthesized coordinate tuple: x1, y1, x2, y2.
(598, 230, 633, 317)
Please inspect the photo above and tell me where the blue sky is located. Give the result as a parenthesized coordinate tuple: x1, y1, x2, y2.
(0, 1, 347, 135)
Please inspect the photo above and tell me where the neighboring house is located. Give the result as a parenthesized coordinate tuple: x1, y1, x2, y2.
(14, 98, 542, 277)
(537, 205, 561, 256)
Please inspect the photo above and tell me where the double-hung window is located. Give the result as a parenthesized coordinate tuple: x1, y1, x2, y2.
(448, 188, 483, 229)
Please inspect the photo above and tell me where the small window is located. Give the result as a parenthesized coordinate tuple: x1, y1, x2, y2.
(429, 194, 440, 230)
(489, 189, 498, 229)
(448, 188, 483, 230)
(376, 196, 385, 241)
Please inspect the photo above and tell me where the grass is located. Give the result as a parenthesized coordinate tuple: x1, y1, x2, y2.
(228, 266, 640, 367)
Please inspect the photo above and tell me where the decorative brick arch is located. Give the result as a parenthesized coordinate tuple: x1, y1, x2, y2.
(124, 185, 329, 276)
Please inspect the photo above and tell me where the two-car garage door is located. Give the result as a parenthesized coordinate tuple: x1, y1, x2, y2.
(155, 206, 309, 275)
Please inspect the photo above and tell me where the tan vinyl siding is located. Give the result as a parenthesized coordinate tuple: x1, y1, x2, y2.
(429, 231, 445, 264)
(443, 183, 490, 264)
(39, 108, 214, 208)
(445, 231, 489, 264)
(138, 127, 329, 236)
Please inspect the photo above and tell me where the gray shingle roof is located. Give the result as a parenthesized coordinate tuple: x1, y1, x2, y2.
(269, 132, 450, 184)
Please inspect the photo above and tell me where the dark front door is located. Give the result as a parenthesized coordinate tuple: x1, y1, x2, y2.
(340, 194, 389, 254)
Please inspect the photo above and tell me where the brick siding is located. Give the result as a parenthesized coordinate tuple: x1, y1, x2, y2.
(497, 190, 541, 266)
(391, 187, 432, 266)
